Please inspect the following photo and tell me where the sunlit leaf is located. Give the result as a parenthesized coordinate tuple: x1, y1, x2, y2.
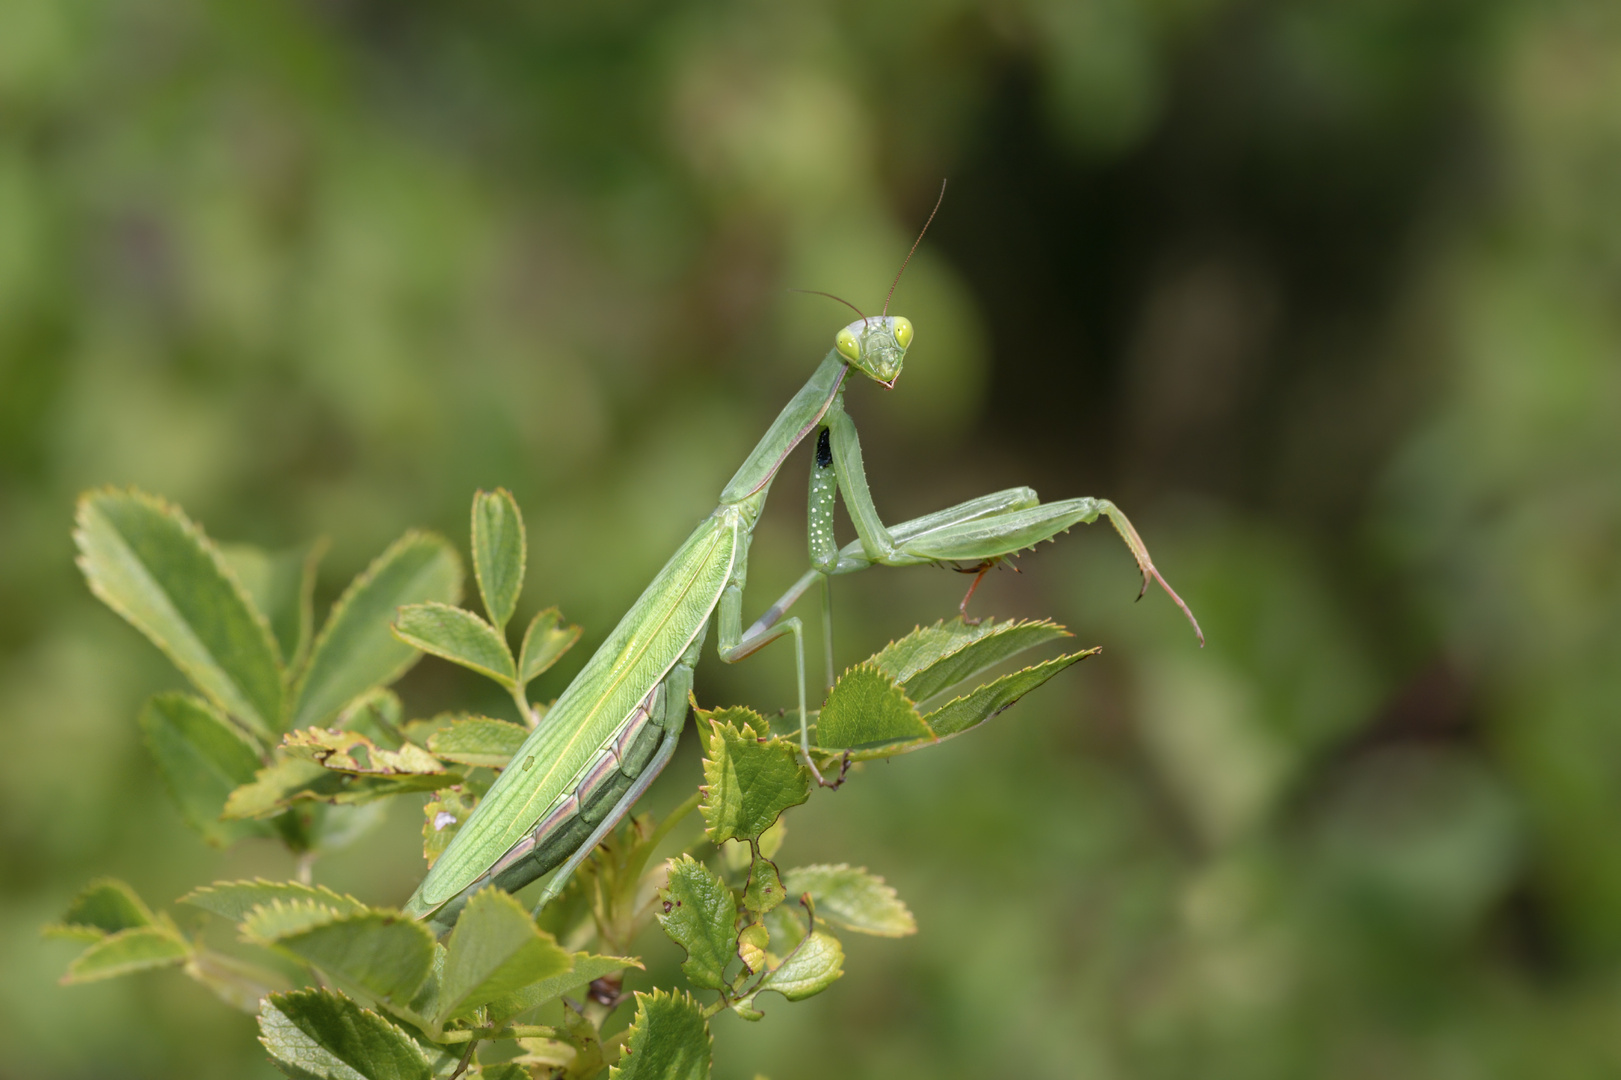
(922, 650, 1096, 738)
(392, 603, 515, 688)
(243, 902, 435, 1004)
(224, 756, 459, 819)
(517, 608, 581, 687)
(435, 888, 573, 1025)
(815, 664, 931, 751)
(63, 926, 190, 983)
(471, 489, 526, 632)
(259, 988, 432, 1080)
(781, 865, 914, 937)
(75, 489, 283, 738)
(292, 531, 462, 730)
(756, 930, 843, 1002)
(656, 855, 738, 991)
(282, 728, 447, 776)
(180, 879, 369, 923)
(871, 618, 1072, 702)
(698, 710, 809, 845)
(609, 989, 712, 1080)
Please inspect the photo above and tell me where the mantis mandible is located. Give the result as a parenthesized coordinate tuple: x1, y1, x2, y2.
(405, 195, 1203, 933)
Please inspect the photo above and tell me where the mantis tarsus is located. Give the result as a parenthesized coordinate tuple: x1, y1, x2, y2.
(404, 200, 1204, 933)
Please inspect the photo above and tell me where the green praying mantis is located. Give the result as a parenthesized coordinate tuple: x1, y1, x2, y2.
(404, 199, 1203, 933)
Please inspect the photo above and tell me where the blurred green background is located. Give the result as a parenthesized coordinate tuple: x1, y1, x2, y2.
(5, 0, 1621, 1076)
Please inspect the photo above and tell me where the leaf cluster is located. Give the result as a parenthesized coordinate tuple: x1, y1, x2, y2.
(54, 486, 1096, 1079)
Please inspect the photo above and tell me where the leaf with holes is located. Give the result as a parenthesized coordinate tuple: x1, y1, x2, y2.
(656, 855, 738, 991)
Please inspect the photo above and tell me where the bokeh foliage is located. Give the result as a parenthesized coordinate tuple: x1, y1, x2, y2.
(5, 0, 1621, 1076)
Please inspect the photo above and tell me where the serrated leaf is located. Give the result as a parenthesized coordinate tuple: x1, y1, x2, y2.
(392, 603, 515, 688)
(756, 930, 843, 1002)
(923, 649, 1097, 738)
(781, 865, 915, 937)
(63, 926, 190, 983)
(743, 856, 784, 918)
(223, 540, 325, 674)
(656, 855, 738, 991)
(762, 904, 805, 963)
(283, 728, 447, 776)
(426, 717, 528, 769)
(44, 878, 155, 940)
(815, 664, 931, 751)
(139, 692, 274, 846)
(181, 879, 369, 922)
(224, 757, 459, 820)
(471, 489, 526, 632)
(872, 618, 1072, 702)
(244, 902, 435, 1004)
(75, 489, 283, 738)
(339, 689, 405, 746)
(260, 988, 433, 1080)
(436, 888, 573, 1025)
(516, 608, 581, 687)
(292, 531, 462, 730)
(610, 989, 712, 1080)
(485, 953, 643, 1026)
(422, 786, 478, 868)
(698, 712, 809, 845)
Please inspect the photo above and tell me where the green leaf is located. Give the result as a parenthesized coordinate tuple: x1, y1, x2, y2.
(260, 988, 433, 1080)
(224, 757, 459, 820)
(422, 786, 478, 868)
(223, 540, 325, 673)
(471, 489, 526, 632)
(426, 717, 528, 769)
(743, 856, 784, 918)
(484, 953, 643, 1026)
(815, 664, 931, 751)
(656, 855, 738, 991)
(479, 1065, 531, 1080)
(698, 711, 809, 845)
(186, 948, 292, 1012)
(756, 930, 843, 1002)
(516, 608, 581, 687)
(283, 728, 448, 776)
(140, 692, 273, 846)
(923, 650, 1097, 738)
(736, 921, 768, 975)
(292, 531, 462, 730)
(392, 603, 515, 688)
(75, 488, 284, 738)
(610, 989, 712, 1080)
(435, 888, 573, 1025)
(780, 865, 915, 937)
(44, 878, 155, 940)
(181, 879, 369, 922)
(63, 926, 190, 983)
(339, 689, 406, 746)
(871, 617, 1072, 702)
(244, 902, 435, 1004)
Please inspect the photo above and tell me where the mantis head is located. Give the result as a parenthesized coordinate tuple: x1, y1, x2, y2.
(834, 316, 913, 388)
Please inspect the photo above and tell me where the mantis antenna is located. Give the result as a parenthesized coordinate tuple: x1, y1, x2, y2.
(883, 179, 948, 316)
(788, 288, 866, 321)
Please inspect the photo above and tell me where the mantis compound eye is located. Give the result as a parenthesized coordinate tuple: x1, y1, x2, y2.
(835, 327, 861, 362)
(890, 317, 913, 350)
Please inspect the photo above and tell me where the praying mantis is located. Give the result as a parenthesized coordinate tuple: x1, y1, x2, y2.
(404, 198, 1203, 933)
